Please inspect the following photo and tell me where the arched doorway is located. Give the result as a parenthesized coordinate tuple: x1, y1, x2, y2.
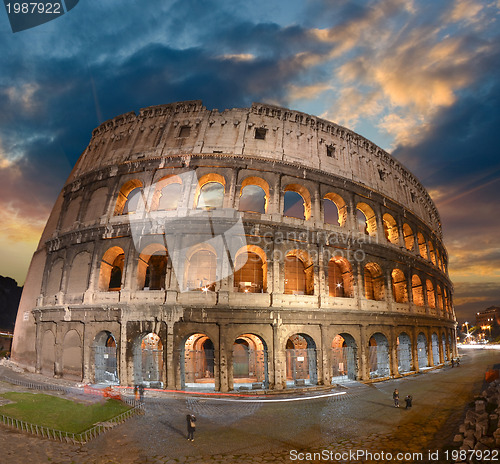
(232, 334, 269, 390)
(285, 334, 317, 387)
(397, 332, 412, 374)
(442, 334, 448, 361)
(93, 331, 118, 384)
(368, 333, 390, 378)
(417, 332, 429, 368)
(331, 334, 357, 382)
(431, 332, 441, 365)
(134, 333, 164, 388)
(181, 334, 215, 391)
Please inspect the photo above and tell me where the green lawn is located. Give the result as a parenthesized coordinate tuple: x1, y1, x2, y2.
(0, 392, 131, 433)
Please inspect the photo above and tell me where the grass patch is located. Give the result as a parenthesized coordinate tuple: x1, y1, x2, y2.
(0, 392, 131, 433)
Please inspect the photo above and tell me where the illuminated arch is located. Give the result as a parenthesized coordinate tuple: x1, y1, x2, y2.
(356, 202, 377, 236)
(194, 173, 226, 209)
(328, 257, 353, 297)
(383, 213, 399, 245)
(233, 246, 267, 293)
(239, 176, 269, 214)
(417, 232, 428, 259)
(412, 275, 424, 306)
(426, 279, 436, 308)
(149, 174, 183, 211)
(364, 262, 384, 300)
(391, 269, 408, 303)
(137, 243, 168, 290)
(284, 249, 314, 295)
(403, 223, 414, 251)
(185, 244, 217, 291)
(284, 184, 311, 220)
(114, 179, 144, 215)
(98, 246, 125, 291)
(323, 192, 347, 226)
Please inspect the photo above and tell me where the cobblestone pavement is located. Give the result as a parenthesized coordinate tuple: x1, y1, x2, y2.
(0, 349, 498, 464)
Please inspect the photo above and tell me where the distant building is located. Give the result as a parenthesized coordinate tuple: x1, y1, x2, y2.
(476, 306, 500, 338)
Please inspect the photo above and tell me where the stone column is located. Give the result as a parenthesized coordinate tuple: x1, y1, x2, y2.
(359, 325, 369, 381)
(412, 327, 419, 372)
(272, 321, 285, 390)
(320, 324, 330, 385)
(389, 326, 399, 377)
(218, 323, 230, 392)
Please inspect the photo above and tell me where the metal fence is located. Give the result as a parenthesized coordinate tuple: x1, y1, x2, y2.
(0, 374, 143, 442)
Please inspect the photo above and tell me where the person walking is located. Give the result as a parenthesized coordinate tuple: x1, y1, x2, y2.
(186, 414, 196, 441)
(138, 384, 145, 404)
(393, 389, 400, 408)
(405, 394, 413, 409)
(451, 358, 455, 368)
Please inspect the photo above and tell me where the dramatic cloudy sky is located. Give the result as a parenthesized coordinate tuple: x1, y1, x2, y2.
(0, 0, 499, 322)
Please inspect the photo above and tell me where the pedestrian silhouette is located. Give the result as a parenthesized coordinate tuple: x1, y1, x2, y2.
(393, 389, 400, 408)
(186, 414, 196, 441)
(405, 394, 413, 409)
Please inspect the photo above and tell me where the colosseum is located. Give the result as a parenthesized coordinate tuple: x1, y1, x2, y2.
(12, 100, 457, 391)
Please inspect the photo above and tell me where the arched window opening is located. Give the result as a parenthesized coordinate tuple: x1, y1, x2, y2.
(284, 191, 305, 219)
(331, 334, 357, 381)
(323, 192, 347, 227)
(328, 257, 353, 298)
(134, 333, 164, 388)
(197, 182, 224, 209)
(403, 224, 414, 251)
(93, 331, 118, 384)
(158, 183, 182, 210)
(383, 213, 399, 245)
(234, 251, 266, 293)
(284, 184, 311, 220)
(364, 263, 384, 301)
(182, 334, 215, 390)
(356, 203, 377, 237)
(186, 249, 217, 291)
(368, 333, 390, 378)
(239, 185, 267, 214)
(428, 241, 436, 265)
(285, 252, 313, 295)
(391, 269, 408, 303)
(426, 279, 436, 308)
(412, 275, 424, 306)
(286, 334, 317, 387)
(397, 332, 412, 374)
(417, 333, 428, 368)
(98, 247, 125, 292)
(417, 233, 428, 259)
(114, 179, 144, 215)
(137, 244, 168, 290)
(232, 334, 268, 389)
(436, 285, 444, 310)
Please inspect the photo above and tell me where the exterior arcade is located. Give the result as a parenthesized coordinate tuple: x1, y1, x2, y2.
(12, 101, 457, 391)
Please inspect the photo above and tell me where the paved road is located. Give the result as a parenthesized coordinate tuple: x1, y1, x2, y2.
(0, 348, 498, 464)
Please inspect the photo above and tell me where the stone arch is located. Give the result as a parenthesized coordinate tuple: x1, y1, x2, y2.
(93, 331, 118, 384)
(62, 329, 82, 380)
(285, 333, 317, 387)
(284, 184, 311, 220)
(284, 250, 314, 295)
(181, 333, 216, 390)
(133, 332, 164, 387)
(323, 192, 347, 226)
(417, 232, 428, 259)
(391, 269, 408, 303)
(356, 202, 377, 236)
(428, 241, 436, 265)
(66, 251, 91, 294)
(114, 179, 144, 215)
(150, 174, 183, 211)
(417, 332, 429, 368)
(364, 262, 384, 301)
(436, 284, 444, 310)
(46, 259, 64, 297)
(233, 246, 267, 293)
(397, 332, 412, 374)
(441, 333, 448, 361)
(194, 173, 226, 209)
(403, 223, 414, 251)
(41, 329, 56, 376)
(331, 333, 357, 381)
(328, 257, 353, 298)
(426, 279, 436, 308)
(98, 247, 125, 291)
(232, 333, 269, 389)
(137, 243, 168, 290)
(383, 213, 399, 245)
(412, 275, 424, 306)
(61, 197, 82, 231)
(368, 332, 390, 378)
(184, 244, 217, 291)
(239, 176, 269, 214)
(431, 332, 441, 365)
(83, 187, 108, 222)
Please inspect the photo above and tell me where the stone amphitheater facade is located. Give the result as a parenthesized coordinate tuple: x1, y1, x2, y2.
(12, 101, 456, 391)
